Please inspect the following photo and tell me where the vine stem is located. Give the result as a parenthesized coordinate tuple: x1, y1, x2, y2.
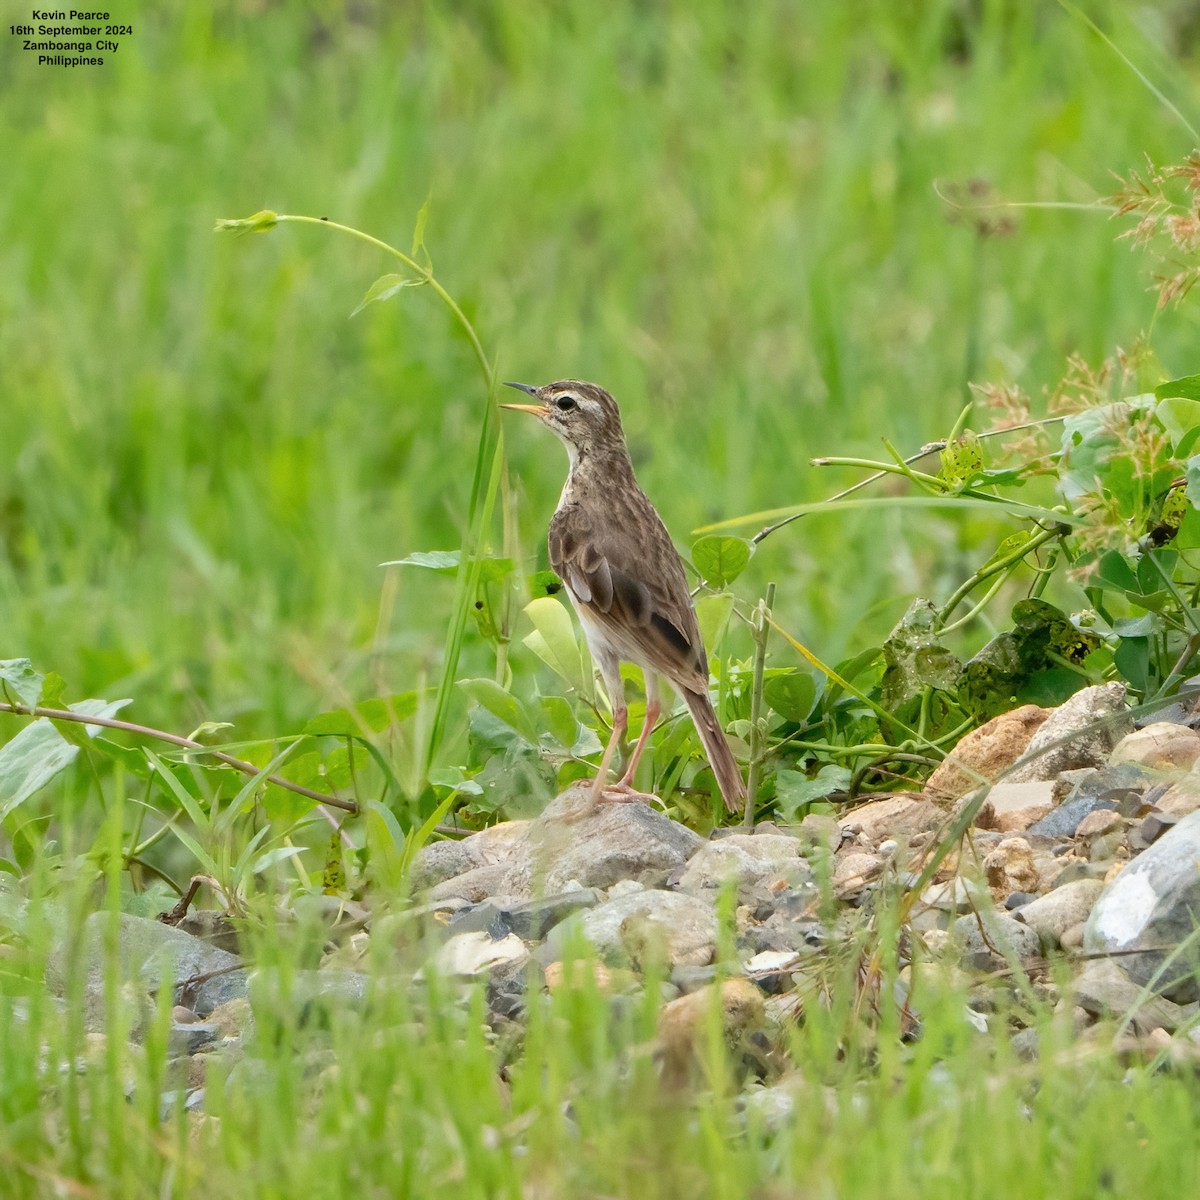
(0, 702, 358, 817)
(744, 582, 775, 827)
(222, 212, 508, 777)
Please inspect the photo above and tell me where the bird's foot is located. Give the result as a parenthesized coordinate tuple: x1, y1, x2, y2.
(596, 780, 658, 804)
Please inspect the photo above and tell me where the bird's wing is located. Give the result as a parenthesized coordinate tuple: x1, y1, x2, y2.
(549, 496, 708, 690)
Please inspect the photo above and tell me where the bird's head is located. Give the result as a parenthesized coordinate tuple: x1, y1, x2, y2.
(501, 380, 627, 462)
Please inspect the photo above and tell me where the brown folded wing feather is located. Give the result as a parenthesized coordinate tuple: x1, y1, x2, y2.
(549, 495, 708, 691)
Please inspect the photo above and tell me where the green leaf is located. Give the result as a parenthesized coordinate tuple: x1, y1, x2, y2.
(1155, 393, 1200, 447)
(1155, 374, 1200, 403)
(411, 195, 431, 260)
(763, 670, 820, 722)
(40, 672, 67, 710)
(0, 660, 43, 710)
(691, 535, 753, 589)
(0, 698, 132, 822)
(1093, 549, 1140, 594)
(774, 765, 851, 821)
(304, 693, 420, 738)
(695, 592, 735, 655)
(380, 550, 515, 584)
(527, 569, 563, 599)
(523, 597, 586, 695)
(364, 799, 406, 891)
(351, 271, 428, 317)
(457, 678, 537, 743)
(880, 598, 962, 708)
(539, 695, 579, 750)
(938, 431, 985, 490)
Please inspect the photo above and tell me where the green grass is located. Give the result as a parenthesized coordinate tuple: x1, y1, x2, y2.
(4, 0, 1199, 738)
(5, 0, 1200, 1194)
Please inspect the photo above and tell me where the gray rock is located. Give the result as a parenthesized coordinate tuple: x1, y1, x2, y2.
(1005, 683, 1130, 783)
(952, 910, 1042, 971)
(428, 863, 513, 903)
(1073, 958, 1199, 1032)
(502, 784, 703, 897)
(408, 820, 532, 891)
(676, 834, 810, 903)
(168, 1021, 220, 1056)
(1083, 808, 1200, 1002)
(450, 889, 603, 941)
(50, 913, 247, 1026)
(1012, 879, 1103, 949)
(543, 889, 718, 968)
(1027, 761, 1153, 838)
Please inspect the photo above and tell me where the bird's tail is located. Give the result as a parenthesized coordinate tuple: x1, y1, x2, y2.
(683, 688, 746, 814)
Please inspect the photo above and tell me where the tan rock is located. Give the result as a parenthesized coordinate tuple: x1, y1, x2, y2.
(983, 836, 1040, 893)
(926, 705, 1049, 803)
(837, 795, 943, 845)
(1109, 722, 1200, 770)
(832, 851, 884, 898)
(1157, 777, 1200, 818)
(656, 979, 766, 1091)
(1075, 809, 1123, 839)
(994, 804, 1053, 833)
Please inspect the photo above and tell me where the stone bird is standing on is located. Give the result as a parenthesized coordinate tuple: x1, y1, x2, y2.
(503, 379, 746, 814)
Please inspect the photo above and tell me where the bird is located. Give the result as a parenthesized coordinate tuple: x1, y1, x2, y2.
(502, 379, 746, 814)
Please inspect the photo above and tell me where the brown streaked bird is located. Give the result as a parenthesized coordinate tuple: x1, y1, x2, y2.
(502, 379, 745, 814)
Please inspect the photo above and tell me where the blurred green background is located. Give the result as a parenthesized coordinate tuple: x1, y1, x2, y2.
(3, 0, 1199, 752)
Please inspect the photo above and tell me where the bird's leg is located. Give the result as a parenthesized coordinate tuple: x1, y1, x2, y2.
(588, 705, 628, 806)
(604, 672, 660, 802)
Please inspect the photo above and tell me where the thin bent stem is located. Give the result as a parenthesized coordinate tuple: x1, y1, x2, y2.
(0, 702, 358, 816)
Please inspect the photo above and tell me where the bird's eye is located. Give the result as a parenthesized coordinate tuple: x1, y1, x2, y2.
(554, 395, 578, 412)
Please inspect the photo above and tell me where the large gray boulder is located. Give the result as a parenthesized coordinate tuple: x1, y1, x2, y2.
(1083, 807, 1200, 1002)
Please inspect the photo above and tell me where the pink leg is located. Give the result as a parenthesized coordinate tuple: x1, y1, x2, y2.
(588, 706, 627, 804)
(611, 696, 660, 793)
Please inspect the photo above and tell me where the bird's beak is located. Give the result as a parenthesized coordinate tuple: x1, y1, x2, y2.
(500, 381, 547, 417)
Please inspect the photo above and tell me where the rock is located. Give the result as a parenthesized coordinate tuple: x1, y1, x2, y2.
(676, 835, 810, 903)
(431, 931, 529, 978)
(1109, 723, 1200, 770)
(409, 820, 532, 892)
(1083, 808, 1200, 1002)
(49, 913, 248, 1028)
(1075, 809, 1123, 839)
(1005, 683, 1129, 784)
(952, 910, 1042, 971)
(926, 704, 1049, 802)
(1138, 812, 1179, 846)
(168, 1022, 219, 1056)
(656, 979, 766, 1090)
(207, 998, 253, 1040)
(543, 889, 718, 968)
(543, 960, 624, 993)
(921, 878, 978, 912)
(836, 796, 942, 845)
(428, 864, 513, 904)
(797, 812, 841, 850)
(1012, 879, 1103, 949)
(502, 785, 703, 897)
(1027, 762, 1152, 838)
(983, 837, 1040, 894)
(832, 851, 884, 898)
(975, 781, 1056, 831)
(449, 890, 602, 941)
(1073, 958, 1198, 1032)
(1157, 777, 1200, 818)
